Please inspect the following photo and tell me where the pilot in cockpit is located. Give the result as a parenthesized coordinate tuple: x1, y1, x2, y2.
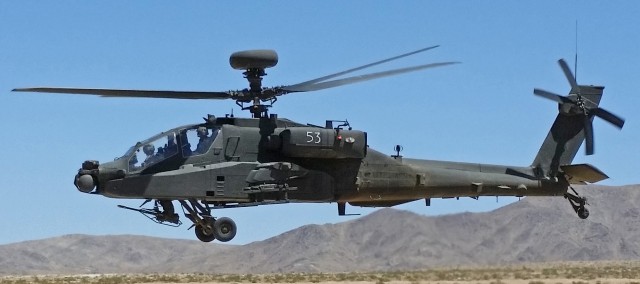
(195, 126, 214, 154)
(143, 144, 160, 166)
(164, 134, 178, 155)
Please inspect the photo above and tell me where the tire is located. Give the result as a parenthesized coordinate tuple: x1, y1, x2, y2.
(577, 207, 590, 219)
(213, 217, 237, 242)
(195, 219, 216, 242)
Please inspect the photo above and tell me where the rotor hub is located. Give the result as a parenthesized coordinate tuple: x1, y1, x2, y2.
(243, 68, 266, 94)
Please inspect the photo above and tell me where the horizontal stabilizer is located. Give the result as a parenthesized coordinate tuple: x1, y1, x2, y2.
(560, 164, 609, 184)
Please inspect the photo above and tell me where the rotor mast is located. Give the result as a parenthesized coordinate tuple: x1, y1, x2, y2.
(243, 67, 270, 118)
(230, 50, 279, 118)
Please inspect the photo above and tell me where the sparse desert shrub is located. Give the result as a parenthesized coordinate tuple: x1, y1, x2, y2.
(6, 261, 640, 284)
(515, 271, 530, 280)
(490, 273, 503, 281)
(434, 270, 449, 281)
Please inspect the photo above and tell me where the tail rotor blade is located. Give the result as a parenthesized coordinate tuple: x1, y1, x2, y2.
(533, 88, 572, 103)
(591, 107, 625, 129)
(583, 116, 595, 155)
(558, 59, 578, 90)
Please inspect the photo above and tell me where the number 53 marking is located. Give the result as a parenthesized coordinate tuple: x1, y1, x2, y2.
(306, 131, 321, 143)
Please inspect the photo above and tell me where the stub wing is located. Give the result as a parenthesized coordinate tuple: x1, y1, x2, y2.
(560, 164, 609, 184)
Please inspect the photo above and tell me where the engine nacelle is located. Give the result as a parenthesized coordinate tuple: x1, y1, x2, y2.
(279, 127, 366, 159)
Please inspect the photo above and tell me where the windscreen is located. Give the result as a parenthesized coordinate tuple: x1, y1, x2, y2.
(128, 132, 178, 172)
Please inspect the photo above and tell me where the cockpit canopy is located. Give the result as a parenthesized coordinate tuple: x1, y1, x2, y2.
(125, 124, 219, 173)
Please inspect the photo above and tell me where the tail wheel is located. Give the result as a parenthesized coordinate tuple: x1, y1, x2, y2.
(213, 217, 237, 242)
(577, 207, 590, 219)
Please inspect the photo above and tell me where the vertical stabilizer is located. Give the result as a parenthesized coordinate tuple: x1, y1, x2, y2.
(531, 85, 604, 178)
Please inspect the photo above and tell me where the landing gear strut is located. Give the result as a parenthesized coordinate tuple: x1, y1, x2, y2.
(119, 199, 237, 243)
(564, 187, 589, 219)
(179, 200, 237, 243)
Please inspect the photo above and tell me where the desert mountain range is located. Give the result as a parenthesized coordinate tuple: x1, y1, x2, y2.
(1, 184, 639, 275)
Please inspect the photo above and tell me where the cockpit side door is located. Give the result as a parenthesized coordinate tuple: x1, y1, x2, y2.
(220, 124, 260, 162)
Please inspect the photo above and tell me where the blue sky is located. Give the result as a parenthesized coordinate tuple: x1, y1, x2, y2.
(1, 1, 638, 245)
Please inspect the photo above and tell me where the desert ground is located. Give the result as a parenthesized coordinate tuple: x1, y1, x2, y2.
(2, 261, 640, 284)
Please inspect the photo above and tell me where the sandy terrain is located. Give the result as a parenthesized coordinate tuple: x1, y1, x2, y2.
(2, 261, 640, 284)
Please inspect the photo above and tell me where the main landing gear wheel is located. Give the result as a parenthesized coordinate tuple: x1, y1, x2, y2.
(213, 217, 237, 242)
(194, 218, 216, 242)
(179, 200, 237, 243)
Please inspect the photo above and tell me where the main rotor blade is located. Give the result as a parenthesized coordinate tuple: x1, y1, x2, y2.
(591, 107, 625, 129)
(288, 45, 440, 88)
(533, 88, 573, 103)
(558, 59, 578, 90)
(282, 61, 459, 93)
(583, 115, 594, 155)
(12, 87, 232, 100)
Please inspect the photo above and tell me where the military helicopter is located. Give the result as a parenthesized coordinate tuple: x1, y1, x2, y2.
(13, 46, 624, 243)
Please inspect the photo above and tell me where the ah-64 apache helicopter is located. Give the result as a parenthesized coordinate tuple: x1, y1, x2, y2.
(13, 46, 624, 243)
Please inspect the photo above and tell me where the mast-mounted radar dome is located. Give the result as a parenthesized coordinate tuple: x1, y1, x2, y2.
(229, 50, 278, 70)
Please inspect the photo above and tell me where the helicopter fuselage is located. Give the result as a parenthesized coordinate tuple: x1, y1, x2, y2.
(79, 115, 568, 210)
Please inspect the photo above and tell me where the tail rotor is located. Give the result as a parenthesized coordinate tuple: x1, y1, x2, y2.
(533, 59, 625, 155)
